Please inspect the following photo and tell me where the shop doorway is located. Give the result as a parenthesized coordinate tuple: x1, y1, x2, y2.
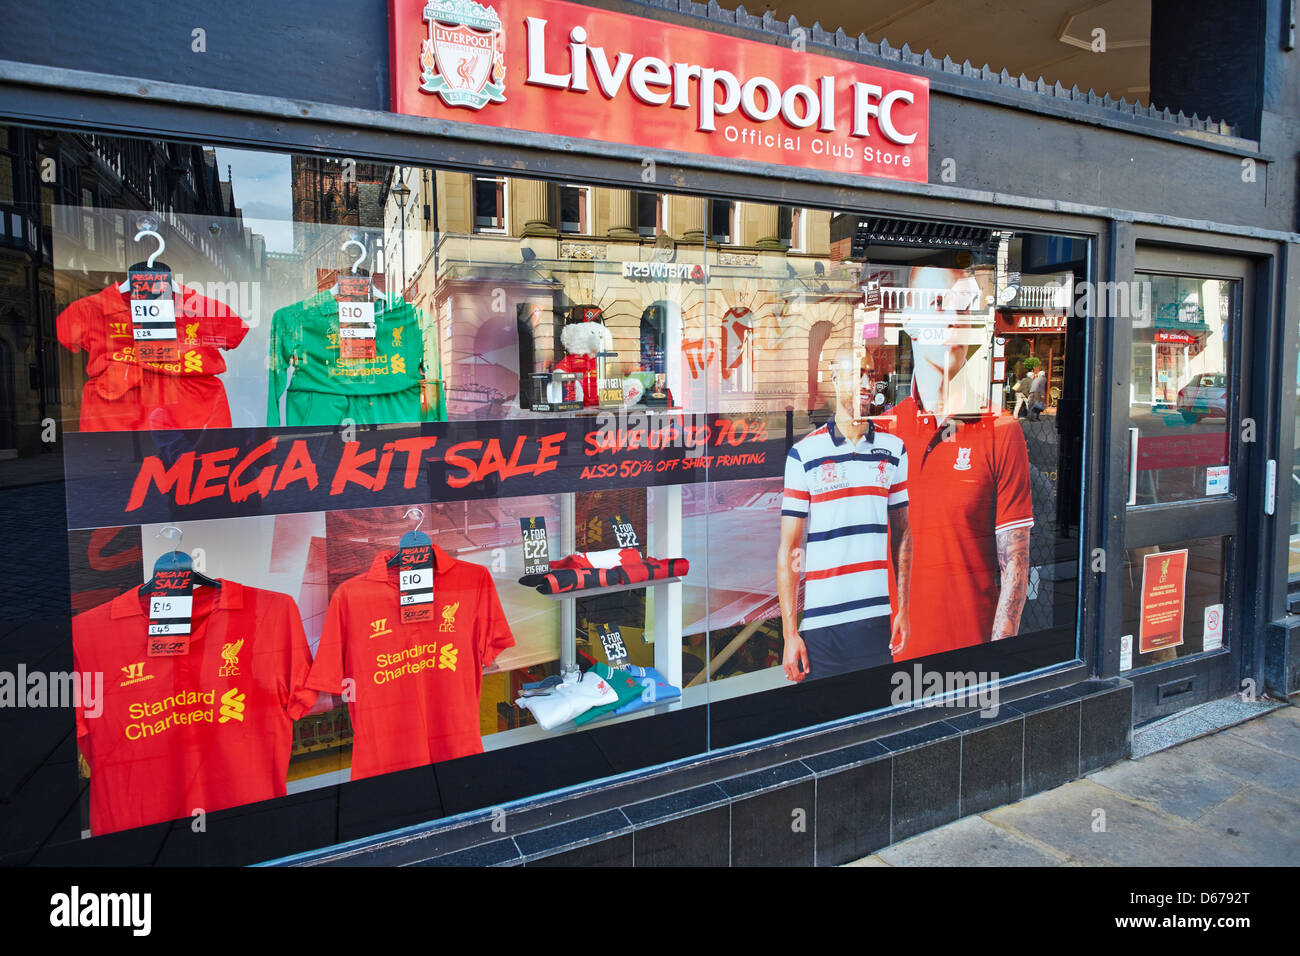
(1121, 247, 1260, 722)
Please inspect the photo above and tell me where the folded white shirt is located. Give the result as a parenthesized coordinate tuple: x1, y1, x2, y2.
(516, 671, 619, 731)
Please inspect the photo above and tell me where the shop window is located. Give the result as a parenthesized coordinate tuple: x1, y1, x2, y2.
(635, 191, 663, 237)
(473, 175, 507, 233)
(779, 206, 805, 252)
(558, 183, 589, 234)
(709, 199, 734, 244)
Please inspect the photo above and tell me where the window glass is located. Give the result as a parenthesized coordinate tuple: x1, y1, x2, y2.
(0, 125, 1086, 849)
(1128, 272, 1237, 506)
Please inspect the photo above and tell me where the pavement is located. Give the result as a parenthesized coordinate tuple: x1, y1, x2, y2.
(849, 698, 1300, 866)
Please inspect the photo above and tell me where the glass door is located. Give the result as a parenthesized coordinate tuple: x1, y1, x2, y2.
(1122, 249, 1255, 722)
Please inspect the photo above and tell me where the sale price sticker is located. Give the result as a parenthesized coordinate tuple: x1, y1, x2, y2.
(520, 516, 550, 576)
(336, 274, 377, 359)
(147, 568, 193, 653)
(607, 514, 640, 550)
(597, 622, 629, 667)
(129, 268, 176, 341)
(398, 543, 434, 623)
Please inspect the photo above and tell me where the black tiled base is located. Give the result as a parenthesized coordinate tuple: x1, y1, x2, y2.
(1081, 684, 1132, 773)
(813, 758, 891, 866)
(634, 806, 730, 866)
(729, 781, 815, 867)
(891, 736, 961, 841)
(959, 719, 1024, 817)
(1024, 701, 1081, 796)
(527, 833, 633, 866)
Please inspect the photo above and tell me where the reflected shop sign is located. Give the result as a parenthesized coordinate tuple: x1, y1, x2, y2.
(389, 0, 930, 181)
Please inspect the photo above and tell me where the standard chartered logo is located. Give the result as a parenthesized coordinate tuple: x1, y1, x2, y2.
(218, 687, 245, 723)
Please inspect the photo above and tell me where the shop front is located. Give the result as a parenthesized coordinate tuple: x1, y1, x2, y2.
(0, 0, 1296, 867)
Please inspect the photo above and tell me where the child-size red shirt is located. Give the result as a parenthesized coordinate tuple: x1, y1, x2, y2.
(306, 547, 515, 780)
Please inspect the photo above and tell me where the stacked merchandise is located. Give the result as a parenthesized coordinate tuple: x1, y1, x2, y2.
(515, 661, 682, 731)
(518, 548, 689, 595)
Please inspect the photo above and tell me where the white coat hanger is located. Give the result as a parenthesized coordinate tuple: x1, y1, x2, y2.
(118, 228, 173, 293)
(330, 239, 382, 299)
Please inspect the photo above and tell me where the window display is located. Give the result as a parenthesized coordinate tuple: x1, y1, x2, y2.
(21, 128, 1084, 841)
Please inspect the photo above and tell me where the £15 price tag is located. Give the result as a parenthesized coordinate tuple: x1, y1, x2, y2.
(147, 568, 193, 656)
(607, 514, 640, 550)
(398, 544, 434, 624)
(129, 268, 176, 342)
(597, 623, 629, 667)
(520, 516, 550, 576)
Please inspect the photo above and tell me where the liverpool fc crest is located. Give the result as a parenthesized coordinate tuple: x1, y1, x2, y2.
(420, 0, 507, 109)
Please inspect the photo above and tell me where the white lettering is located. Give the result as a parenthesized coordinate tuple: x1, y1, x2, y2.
(698, 67, 741, 131)
(629, 56, 672, 104)
(525, 18, 571, 88)
(740, 75, 782, 122)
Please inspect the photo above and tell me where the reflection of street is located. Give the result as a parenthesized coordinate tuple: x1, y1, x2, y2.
(1129, 407, 1229, 505)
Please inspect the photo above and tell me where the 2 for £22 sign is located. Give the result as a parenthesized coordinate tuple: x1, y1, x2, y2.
(390, 0, 929, 182)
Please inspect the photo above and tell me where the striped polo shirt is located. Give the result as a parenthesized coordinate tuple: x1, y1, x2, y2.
(782, 419, 909, 631)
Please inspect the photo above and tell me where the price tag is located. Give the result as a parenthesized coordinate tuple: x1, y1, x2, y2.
(520, 517, 550, 576)
(129, 269, 176, 341)
(597, 623, 629, 666)
(607, 514, 640, 550)
(147, 568, 192, 655)
(397, 544, 434, 624)
(336, 275, 377, 360)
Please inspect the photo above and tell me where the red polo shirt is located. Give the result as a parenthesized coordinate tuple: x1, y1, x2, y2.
(56, 284, 249, 431)
(73, 581, 317, 836)
(306, 547, 515, 780)
(884, 395, 1033, 658)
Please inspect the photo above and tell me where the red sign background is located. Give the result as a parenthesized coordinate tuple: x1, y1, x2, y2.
(389, 0, 929, 182)
(1138, 548, 1188, 653)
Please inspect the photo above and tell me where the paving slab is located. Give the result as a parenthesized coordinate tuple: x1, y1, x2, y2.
(1221, 709, 1300, 757)
(876, 815, 1065, 867)
(1191, 786, 1300, 866)
(1087, 748, 1245, 822)
(1173, 730, 1300, 802)
(982, 780, 1243, 867)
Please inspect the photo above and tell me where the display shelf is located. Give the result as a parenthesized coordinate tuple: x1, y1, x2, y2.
(538, 576, 683, 601)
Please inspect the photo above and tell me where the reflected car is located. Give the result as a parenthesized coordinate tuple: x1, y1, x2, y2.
(1176, 373, 1227, 422)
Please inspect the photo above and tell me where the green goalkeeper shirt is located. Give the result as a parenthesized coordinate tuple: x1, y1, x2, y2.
(267, 292, 445, 426)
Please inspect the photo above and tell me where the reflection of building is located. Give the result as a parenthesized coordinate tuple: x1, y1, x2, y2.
(1131, 276, 1228, 409)
(380, 172, 853, 419)
(1, 129, 262, 455)
(290, 156, 387, 287)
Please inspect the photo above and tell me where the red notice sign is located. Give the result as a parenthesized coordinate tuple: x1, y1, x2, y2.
(389, 0, 930, 182)
(1138, 549, 1188, 654)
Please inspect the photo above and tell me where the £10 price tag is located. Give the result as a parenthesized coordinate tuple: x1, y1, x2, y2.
(336, 274, 377, 360)
(147, 568, 193, 656)
(398, 544, 434, 624)
(129, 269, 177, 342)
(520, 516, 550, 576)
(597, 623, 629, 667)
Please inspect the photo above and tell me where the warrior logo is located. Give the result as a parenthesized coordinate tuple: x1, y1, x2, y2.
(953, 447, 973, 471)
(419, 0, 506, 110)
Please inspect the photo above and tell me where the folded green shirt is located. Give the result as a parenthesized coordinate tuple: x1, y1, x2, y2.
(572, 662, 646, 726)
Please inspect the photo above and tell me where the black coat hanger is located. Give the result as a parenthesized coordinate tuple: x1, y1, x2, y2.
(387, 508, 433, 567)
(141, 526, 221, 593)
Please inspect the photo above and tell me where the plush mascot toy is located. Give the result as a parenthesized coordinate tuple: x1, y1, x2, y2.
(554, 318, 612, 408)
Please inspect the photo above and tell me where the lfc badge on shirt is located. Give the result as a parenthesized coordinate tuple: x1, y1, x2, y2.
(953, 447, 973, 471)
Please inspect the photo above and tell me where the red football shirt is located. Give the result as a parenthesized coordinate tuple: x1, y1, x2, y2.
(884, 395, 1034, 658)
(306, 547, 515, 780)
(56, 284, 249, 431)
(73, 581, 317, 836)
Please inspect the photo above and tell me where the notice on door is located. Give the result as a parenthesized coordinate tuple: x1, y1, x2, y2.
(1139, 549, 1189, 653)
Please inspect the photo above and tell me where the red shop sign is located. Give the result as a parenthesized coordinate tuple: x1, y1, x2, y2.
(389, 0, 930, 182)
(1155, 330, 1198, 345)
(1135, 432, 1228, 471)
